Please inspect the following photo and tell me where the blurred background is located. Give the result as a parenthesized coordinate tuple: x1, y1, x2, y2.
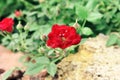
(0, 0, 120, 34)
(0, 0, 120, 47)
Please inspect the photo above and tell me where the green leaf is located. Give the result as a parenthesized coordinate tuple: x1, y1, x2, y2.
(80, 38, 88, 45)
(106, 34, 118, 47)
(48, 50, 54, 56)
(25, 63, 45, 75)
(40, 25, 51, 35)
(76, 5, 88, 20)
(117, 38, 120, 47)
(12, 33, 19, 39)
(29, 23, 39, 31)
(87, 11, 103, 23)
(82, 27, 93, 36)
(2, 68, 14, 80)
(96, 24, 106, 30)
(7, 0, 14, 4)
(35, 56, 50, 64)
(46, 62, 57, 77)
(86, 0, 98, 11)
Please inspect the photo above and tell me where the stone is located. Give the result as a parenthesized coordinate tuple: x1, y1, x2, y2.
(55, 34, 120, 80)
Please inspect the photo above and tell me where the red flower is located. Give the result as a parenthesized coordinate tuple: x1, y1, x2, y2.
(15, 10, 22, 17)
(47, 24, 81, 49)
(0, 18, 14, 33)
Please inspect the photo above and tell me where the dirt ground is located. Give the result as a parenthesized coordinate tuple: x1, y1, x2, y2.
(0, 46, 23, 70)
(0, 46, 24, 80)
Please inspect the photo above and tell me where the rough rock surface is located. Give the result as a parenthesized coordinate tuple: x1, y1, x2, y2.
(56, 34, 120, 80)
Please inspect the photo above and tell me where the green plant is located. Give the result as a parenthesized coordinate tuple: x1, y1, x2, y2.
(106, 33, 120, 47)
(24, 56, 57, 76)
(0, 0, 120, 79)
(0, 20, 82, 77)
(1, 0, 119, 40)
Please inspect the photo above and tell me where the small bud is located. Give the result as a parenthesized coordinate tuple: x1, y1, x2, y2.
(15, 10, 22, 17)
(16, 21, 23, 30)
(38, 47, 45, 53)
(39, 0, 45, 3)
(40, 34, 47, 41)
(73, 19, 80, 29)
(24, 23, 30, 31)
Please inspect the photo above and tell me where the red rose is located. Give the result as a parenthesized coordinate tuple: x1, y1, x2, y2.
(47, 24, 81, 49)
(0, 18, 14, 33)
(15, 10, 22, 17)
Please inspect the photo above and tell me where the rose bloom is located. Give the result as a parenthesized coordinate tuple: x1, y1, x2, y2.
(0, 18, 14, 33)
(15, 10, 22, 17)
(47, 24, 81, 49)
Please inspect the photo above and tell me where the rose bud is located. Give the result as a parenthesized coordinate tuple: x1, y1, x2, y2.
(15, 10, 22, 17)
(16, 21, 23, 30)
(24, 23, 30, 31)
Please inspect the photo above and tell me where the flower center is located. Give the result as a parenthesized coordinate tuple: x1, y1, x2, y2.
(61, 37, 66, 42)
(59, 33, 66, 42)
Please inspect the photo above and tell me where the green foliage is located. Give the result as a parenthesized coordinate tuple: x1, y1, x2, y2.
(0, 0, 120, 78)
(82, 27, 93, 36)
(25, 63, 45, 75)
(87, 11, 103, 23)
(25, 56, 57, 76)
(106, 33, 120, 47)
(2, 68, 15, 80)
(117, 39, 120, 46)
(0, 0, 22, 17)
(0, 0, 120, 37)
(35, 56, 50, 64)
(46, 62, 57, 77)
(76, 5, 88, 20)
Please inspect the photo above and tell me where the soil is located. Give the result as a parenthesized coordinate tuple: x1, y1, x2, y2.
(0, 46, 24, 80)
